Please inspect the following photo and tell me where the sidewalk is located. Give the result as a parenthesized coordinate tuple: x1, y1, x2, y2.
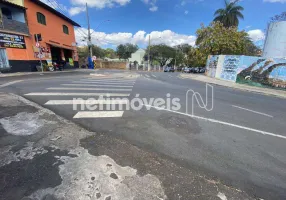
(180, 73, 286, 99)
(0, 68, 97, 78)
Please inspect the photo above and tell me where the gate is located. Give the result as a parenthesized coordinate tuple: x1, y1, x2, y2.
(0, 48, 9, 70)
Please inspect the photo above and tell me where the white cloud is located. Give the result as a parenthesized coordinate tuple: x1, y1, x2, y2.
(69, 0, 131, 15)
(69, 7, 86, 16)
(263, 0, 286, 3)
(75, 29, 196, 47)
(149, 6, 158, 12)
(247, 29, 265, 42)
(184, 10, 189, 14)
(142, 0, 158, 12)
(71, 0, 131, 8)
(181, 1, 186, 6)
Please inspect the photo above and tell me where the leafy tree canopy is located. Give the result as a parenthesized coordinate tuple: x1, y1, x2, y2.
(116, 43, 139, 60)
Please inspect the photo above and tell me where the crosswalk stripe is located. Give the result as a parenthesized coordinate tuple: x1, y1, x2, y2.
(86, 78, 136, 81)
(47, 87, 132, 91)
(45, 99, 128, 105)
(25, 93, 130, 97)
(73, 81, 134, 85)
(79, 79, 136, 83)
(61, 84, 133, 88)
(145, 75, 150, 78)
(74, 111, 124, 118)
(151, 74, 157, 78)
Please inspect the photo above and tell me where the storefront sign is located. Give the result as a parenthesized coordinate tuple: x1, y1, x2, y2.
(46, 59, 53, 66)
(69, 58, 74, 66)
(0, 33, 26, 49)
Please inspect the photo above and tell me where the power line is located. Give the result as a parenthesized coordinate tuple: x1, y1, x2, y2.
(47, 0, 88, 38)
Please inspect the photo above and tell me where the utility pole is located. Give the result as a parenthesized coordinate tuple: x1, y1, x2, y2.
(148, 35, 151, 71)
(35, 34, 43, 74)
(86, 3, 92, 58)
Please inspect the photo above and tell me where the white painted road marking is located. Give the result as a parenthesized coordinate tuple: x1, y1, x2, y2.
(45, 99, 128, 105)
(151, 74, 157, 78)
(86, 78, 136, 81)
(74, 111, 124, 118)
(144, 104, 286, 140)
(81, 79, 135, 82)
(47, 87, 132, 91)
(61, 84, 133, 88)
(25, 93, 130, 97)
(232, 105, 273, 118)
(0, 80, 23, 88)
(73, 81, 134, 85)
(145, 75, 150, 78)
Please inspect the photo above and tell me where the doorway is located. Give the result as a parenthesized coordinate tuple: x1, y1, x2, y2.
(50, 46, 61, 62)
(63, 49, 72, 62)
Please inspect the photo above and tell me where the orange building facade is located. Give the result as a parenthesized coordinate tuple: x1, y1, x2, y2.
(0, 0, 80, 72)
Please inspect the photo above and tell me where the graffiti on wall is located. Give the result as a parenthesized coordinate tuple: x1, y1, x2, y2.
(205, 55, 286, 88)
(220, 56, 240, 81)
(205, 55, 218, 78)
(236, 57, 286, 88)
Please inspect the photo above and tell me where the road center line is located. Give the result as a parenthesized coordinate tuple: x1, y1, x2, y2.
(232, 105, 273, 118)
(0, 80, 22, 88)
(143, 104, 285, 140)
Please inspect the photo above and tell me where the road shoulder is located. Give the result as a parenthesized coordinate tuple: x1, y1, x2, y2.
(180, 73, 286, 99)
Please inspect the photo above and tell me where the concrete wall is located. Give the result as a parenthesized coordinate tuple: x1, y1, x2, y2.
(206, 55, 286, 88)
(263, 21, 286, 59)
(96, 61, 127, 70)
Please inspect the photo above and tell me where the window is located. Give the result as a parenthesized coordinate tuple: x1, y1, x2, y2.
(63, 25, 69, 34)
(2, 8, 12, 20)
(37, 12, 46, 25)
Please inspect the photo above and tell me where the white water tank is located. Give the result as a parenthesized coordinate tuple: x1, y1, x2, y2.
(263, 21, 286, 59)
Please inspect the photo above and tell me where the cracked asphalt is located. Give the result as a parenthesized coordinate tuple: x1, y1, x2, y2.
(1, 70, 286, 200)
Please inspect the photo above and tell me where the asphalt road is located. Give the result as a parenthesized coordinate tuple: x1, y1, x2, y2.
(1, 69, 286, 199)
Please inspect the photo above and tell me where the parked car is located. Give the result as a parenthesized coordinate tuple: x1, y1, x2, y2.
(164, 66, 175, 72)
(182, 67, 191, 73)
(193, 67, 200, 73)
(198, 67, 206, 73)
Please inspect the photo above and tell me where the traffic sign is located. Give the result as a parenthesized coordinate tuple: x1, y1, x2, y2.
(36, 42, 40, 47)
(92, 56, 97, 61)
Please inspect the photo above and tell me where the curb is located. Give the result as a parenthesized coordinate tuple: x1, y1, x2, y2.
(179, 74, 286, 99)
(0, 69, 98, 78)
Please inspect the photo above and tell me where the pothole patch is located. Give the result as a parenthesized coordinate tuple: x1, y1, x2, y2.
(0, 112, 53, 136)
(28, 147, 166, 200)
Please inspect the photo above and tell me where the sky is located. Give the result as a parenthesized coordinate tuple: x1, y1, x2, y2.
(42, 0, 286, 49)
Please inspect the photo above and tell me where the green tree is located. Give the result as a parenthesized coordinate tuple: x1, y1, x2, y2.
(104, 48, 117, 59)
(116, 44, 126, 59)
(91, 45, 105, 58)
(196, 22, 257, 56)
(147, 44, 176, 67)
(214, 0, 244, 28)
(116, 43, 138, 60)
